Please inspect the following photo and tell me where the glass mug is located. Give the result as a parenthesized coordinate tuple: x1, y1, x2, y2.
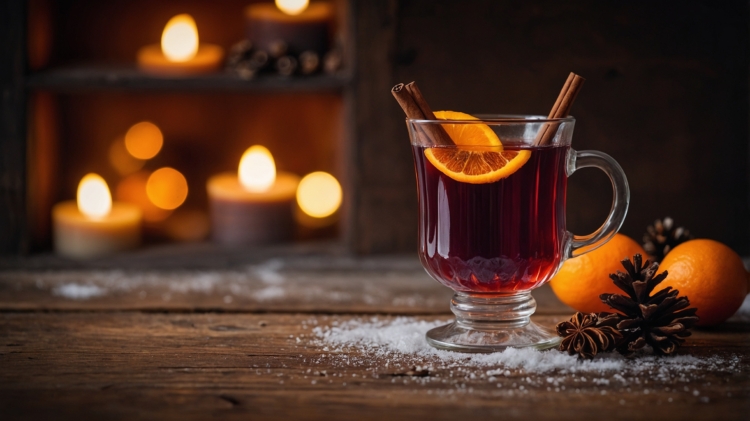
(408, 115, 629, 352)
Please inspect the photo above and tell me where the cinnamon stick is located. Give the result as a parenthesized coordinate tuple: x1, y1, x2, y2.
(391, 82, 454, 146)
(535, 72, 585, 146)
(392, 83, 424, 119)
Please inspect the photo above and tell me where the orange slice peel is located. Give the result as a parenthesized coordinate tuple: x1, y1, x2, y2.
(425, 111, 531, 184)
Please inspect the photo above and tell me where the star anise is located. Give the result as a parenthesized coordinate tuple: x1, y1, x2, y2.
(600, 254, 699, 356)
(556, 312, 622, 359)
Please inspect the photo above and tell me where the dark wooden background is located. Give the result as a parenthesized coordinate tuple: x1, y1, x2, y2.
(354, 0, 750, 254)
(2, 0, 749, 254)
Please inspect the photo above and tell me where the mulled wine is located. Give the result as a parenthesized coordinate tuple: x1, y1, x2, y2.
(413, 144, 570, 293)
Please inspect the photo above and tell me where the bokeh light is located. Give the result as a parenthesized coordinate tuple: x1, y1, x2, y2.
(296, 171, 342, 218)
(124, 121, 163, 160)
(109, 136, 145, 176)
(146, 167, 188, 210)
(163, 209, 210, 242)
(116, 171, 172, 223)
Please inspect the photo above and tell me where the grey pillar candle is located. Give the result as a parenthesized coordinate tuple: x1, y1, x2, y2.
(207, 172, 299, 246)
(244, 2, 333, 55)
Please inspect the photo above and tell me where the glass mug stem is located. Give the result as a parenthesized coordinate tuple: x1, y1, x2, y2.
(565, 149, 630, 258)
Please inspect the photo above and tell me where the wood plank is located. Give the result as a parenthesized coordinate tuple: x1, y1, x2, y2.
(349, 0, 420, 253)
(0, 312, 748, 420)
(0, 250, 572, 315)
(26, 66, 351, 93)
(0, 0, 28, 254)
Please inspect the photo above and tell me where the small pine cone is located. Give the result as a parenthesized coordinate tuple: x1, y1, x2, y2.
(276, 55, 298, 77)
(268, 39, 288, 59)
(600, 254, 699, 356)
(643, 217, 693, 262)
(226, 39, 254, 68)
(299, 50, 320, 75)
(323, 49, 344, 74)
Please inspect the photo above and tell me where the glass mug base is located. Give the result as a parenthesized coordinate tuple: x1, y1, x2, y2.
(425, 292, 561, 352)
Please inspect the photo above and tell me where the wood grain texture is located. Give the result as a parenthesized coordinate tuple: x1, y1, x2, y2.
(0, 250, 571, 315)
(350, 0, 420, 253)
(0, 312, 748, 421)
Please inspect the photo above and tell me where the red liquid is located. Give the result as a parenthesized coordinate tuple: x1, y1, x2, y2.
(413, 145, 569, 293)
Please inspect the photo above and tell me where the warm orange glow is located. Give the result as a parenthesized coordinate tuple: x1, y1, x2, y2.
(161, 14, 199, 62)
(296, 172, 342, 218)
(146, 167, 188, 210)
(238, 145, 276, 192)
(275, 0, 309, 15)
(77, 173, 112, 219)
(109, 136, 145, 175)
(124, 121, 163, 160)
(116, 171, 172, 223)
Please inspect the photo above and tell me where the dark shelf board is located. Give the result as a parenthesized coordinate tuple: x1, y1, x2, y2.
(26, 65, 351, 93)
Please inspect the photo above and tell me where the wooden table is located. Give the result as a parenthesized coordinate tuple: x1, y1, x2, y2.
(1, 244, 748, 420)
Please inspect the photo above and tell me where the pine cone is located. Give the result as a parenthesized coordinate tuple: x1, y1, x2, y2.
(600, 254, 699, 356)
(556, 312, 622, 359)
(643, 217, 693, 262)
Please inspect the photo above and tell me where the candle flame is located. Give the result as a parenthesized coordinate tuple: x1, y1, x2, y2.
(161, 14, 199, 62)
(239, 145, 276, 192)
(296, 172, 342, 218)
(275, 0, 309, 15)
(77, 173, 112, 219)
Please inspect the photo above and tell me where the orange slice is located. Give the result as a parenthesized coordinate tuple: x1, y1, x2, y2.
(425, 111, 531, 184)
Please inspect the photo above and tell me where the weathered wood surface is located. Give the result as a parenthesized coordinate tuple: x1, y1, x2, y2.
(0, 249, 570, 314)
(1, 250, 748, 419)
(0, 312, 748, 421)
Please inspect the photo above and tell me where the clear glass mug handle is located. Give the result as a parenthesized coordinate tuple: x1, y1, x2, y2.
(566, 149, 630, 258)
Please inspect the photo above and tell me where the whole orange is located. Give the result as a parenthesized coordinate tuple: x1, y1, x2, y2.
(549, 233, 647, 313)
(657, 239, 749, 326)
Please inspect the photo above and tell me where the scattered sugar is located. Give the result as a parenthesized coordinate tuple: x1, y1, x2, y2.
(251, 259, 285, 285)
(313, 317, 741, 377)
(252, 286, 287, 300)
(52, 283, 106, 300)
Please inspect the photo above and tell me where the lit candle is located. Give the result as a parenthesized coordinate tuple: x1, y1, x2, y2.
(137, 14, 224, 76)
(207, 145, 300, 245)
(53, 174, 142, 259)
(244, 0, 333, 55)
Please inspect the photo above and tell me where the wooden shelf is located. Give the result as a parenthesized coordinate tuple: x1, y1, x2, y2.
(26, 65, 352, 93)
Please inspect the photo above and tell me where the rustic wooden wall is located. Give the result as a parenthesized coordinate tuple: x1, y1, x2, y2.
(4, 0, 750, 254)
(352, 0, 750, 254)
(0, 0, 28, 254)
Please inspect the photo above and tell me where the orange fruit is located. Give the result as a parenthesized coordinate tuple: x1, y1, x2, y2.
(657, 239, 750, 326)
(549, 233, 647, 313)
(424, 111, 531, 184)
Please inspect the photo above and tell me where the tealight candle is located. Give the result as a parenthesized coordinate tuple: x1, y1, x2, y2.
(53, 174, 142, 259)
(207, 145, 299, 246)
(138, 14, 224, 76)
(244, 0, 333, 55)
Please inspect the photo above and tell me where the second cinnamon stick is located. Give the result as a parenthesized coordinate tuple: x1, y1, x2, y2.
(535, 72, 585, 146)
